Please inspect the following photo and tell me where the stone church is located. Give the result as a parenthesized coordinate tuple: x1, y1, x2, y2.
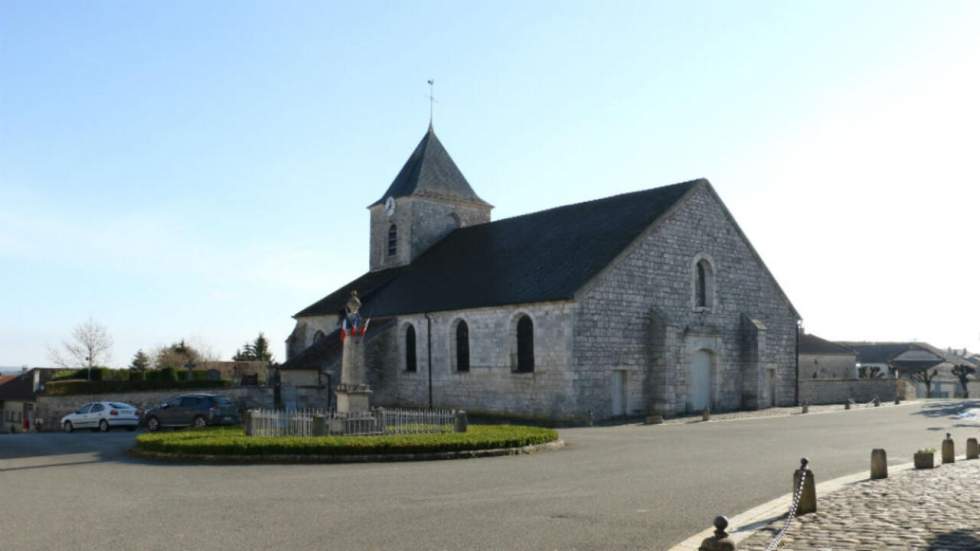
(279, 125, 801, 421)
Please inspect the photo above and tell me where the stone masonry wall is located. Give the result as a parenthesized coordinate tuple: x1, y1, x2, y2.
(798, 379, 898, 405)
(33, 387, 274, 431)
(369, 197, 491, 272)
(800, 353, 857, 379)
(574, 183, 799, 419)
(369, 302, 577, 420)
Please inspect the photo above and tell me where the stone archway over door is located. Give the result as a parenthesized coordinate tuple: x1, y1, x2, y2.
(687, 350, 712, 412)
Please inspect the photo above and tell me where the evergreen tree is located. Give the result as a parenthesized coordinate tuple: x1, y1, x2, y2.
(233, 333, 275, 363)
(129, 349, 151, 371)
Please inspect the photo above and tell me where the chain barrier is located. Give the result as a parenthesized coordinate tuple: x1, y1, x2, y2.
(763, 462, 808, 551)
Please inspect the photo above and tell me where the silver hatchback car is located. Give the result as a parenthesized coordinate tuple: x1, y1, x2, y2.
(61, 402, 140, 432)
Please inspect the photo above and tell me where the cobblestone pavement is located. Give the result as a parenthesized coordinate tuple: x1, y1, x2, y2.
(741, 459, 980, 550)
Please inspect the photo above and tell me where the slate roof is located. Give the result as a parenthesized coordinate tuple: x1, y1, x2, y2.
(799, 333, 854, 355)
(839, 342, 946, 368)
(369, 126, 490, 208)
(0, 374, 36, 401)
(298, 179, 703, 318)
(279, 319, 395, 370)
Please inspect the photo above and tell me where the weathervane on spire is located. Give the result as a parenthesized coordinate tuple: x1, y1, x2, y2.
(427, 79, 436, 127)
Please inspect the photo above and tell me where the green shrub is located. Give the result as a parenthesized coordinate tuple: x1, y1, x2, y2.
(191, 370, 210, 382)
(176, 370, 190, 382)
(135, 425, 559, 457)
(129, 370, 146, 382)
(43, 379, 230, 396)
(159, 367, 177, 383)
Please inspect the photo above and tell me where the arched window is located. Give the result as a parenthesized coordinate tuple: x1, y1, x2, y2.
(387, 224, 398, 257)
(313, 330, 326, 343)
(405, 325, 417, 372)
(455, 320, 470, 372)
(516, 315, 534, 373)
(694, 258, 714, 310)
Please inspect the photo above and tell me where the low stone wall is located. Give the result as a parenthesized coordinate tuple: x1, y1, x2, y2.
(798, 379, 898, 405)
(34, 387, 274, 431)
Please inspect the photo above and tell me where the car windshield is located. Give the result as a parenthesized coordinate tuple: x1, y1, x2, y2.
(109, 403, 133, 409)
(215, 397, 233, 406)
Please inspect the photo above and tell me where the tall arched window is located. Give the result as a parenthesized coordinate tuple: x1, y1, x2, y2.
(455, 320, 470, 372)
(516, 315, 534, 373)
(313, 330, 326, 343)
(405, 325, 417, 372)
(694, 258, 714, 310)
(387, 224, 398, 257)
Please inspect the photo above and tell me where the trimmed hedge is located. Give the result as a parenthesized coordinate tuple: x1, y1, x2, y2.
(43, 379, 230, 396)
(134, 425, 559, 457)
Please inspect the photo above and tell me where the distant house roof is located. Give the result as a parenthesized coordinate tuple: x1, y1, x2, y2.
(799, 333, 854, 355)
(369, 126, 491, 208)
(279, 319, 395, 371)
(839, 342, 946, 371)
(303, 179, 803, 319)
(0, 374, 36, 401)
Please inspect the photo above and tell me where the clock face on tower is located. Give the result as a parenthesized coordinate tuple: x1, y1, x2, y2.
(384, 197, 396, 217)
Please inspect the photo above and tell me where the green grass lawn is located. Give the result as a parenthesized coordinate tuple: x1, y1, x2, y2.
(134, 425, 559, 456)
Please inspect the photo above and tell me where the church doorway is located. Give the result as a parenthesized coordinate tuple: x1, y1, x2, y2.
(687, 350, 713, 412)
(767, 368, 776, 408)
(611, 370, 628, 416)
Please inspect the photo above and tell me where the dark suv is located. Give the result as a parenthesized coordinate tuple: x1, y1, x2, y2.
(143, 393, 240, 431)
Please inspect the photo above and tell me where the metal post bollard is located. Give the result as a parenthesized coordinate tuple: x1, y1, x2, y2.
(873, 396, 880, 407)
(454, 410, 468, 433)
(794, 458, 816, 515)
(844, 401, 851, 410)
(702, 408, 711, 422)
(942, 433, 955, 464)
(871, 449, 888, 479)
(801, 403, 809, 414)
(967, 438, 979, 460)
(697, 516, 735, 551)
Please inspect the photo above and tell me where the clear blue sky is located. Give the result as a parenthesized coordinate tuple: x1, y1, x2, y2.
(2, 1, 978, 367)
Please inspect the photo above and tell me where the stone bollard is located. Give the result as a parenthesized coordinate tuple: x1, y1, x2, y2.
(894, 397, 900, 405)
(454, 410, 468, 433)
(870, 449, 888, 479)
(243, 411, 254, 436)
(967, 438, 979, 460)
(702, 408, 711, 422)
(645, 414, 665, 425)
(844, 401, 851, 410)
(873, 396, 881, 407)
(794, 457, 817, 515)
(312, 415, 327, 437)
(801, 403, 809, 414)
(697, 515, 735, 551)
(942, 433, 955, 464)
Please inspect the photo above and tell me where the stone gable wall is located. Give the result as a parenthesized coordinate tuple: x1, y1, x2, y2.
(574, 183, 799, 419)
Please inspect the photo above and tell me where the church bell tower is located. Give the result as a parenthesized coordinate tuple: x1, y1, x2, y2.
(368, 126, 492, 272)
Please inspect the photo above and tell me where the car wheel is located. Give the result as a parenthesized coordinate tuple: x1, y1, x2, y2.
(146, 416, 161, 432)
(63, 421, 74, 433)
(192, 416, 207, 429)
(99, 419, 110, 432)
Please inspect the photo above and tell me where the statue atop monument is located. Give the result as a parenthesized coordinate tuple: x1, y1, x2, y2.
(342, 290, 369, 338)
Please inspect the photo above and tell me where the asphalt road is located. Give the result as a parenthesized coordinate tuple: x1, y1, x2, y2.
(1, 400, 977, 551)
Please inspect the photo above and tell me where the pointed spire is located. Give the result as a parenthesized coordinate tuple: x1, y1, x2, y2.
(370, 126, 490, 208)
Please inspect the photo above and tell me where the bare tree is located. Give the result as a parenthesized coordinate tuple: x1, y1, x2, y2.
(48, 318, 113, 380)
(951, 364, 975, 398)
(909, 369, 939, 398)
